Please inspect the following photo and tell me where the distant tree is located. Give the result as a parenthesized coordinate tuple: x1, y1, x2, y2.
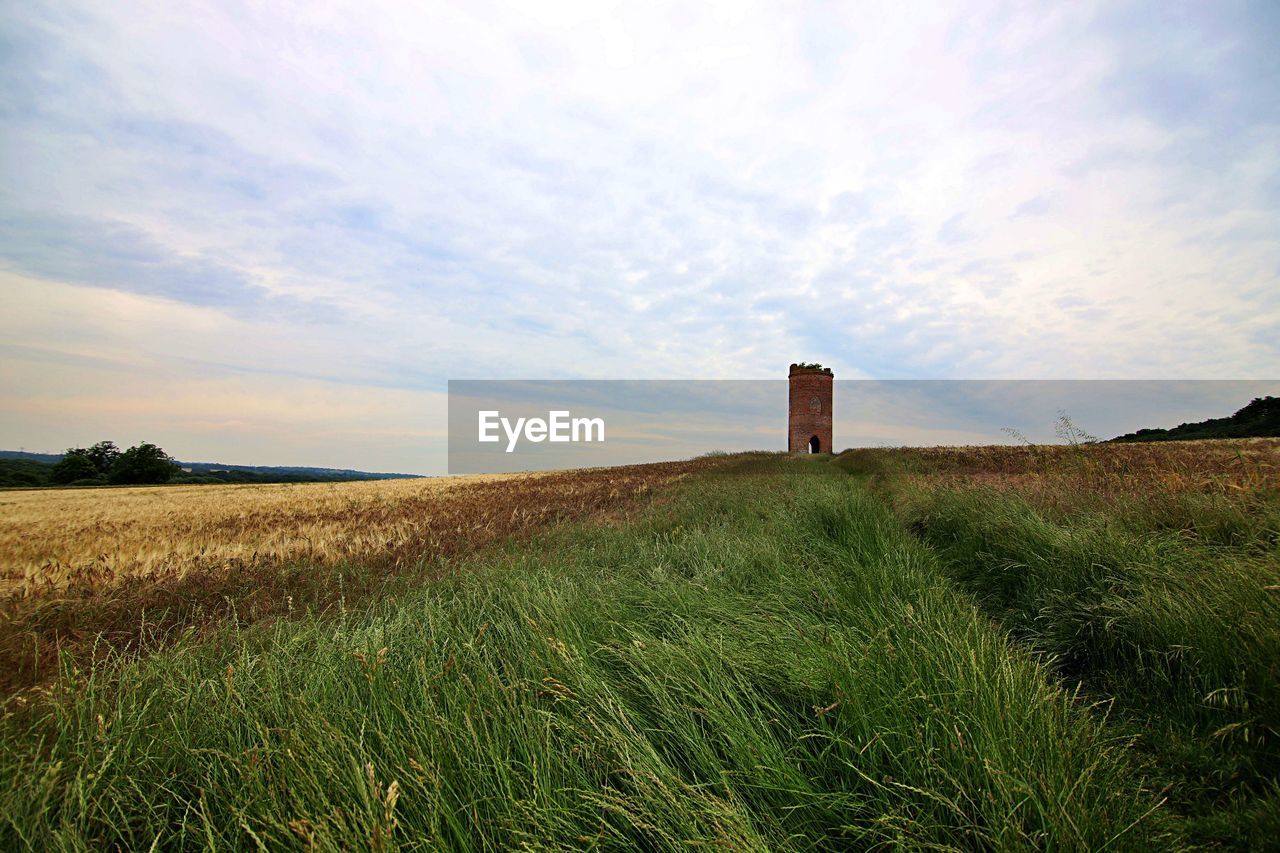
(109, 443, 180, 485)
(85, 441, 121, 475)
(51, 450, 99, 484)
(0, 458, 53, 487)
(1112, 396, 1280, 442)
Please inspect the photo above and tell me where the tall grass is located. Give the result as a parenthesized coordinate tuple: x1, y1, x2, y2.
(841, 443, 1280, 847)
(0, 456, 1170, 849)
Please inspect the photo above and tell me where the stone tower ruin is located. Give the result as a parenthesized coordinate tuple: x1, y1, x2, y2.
(788, 364, 833, 453)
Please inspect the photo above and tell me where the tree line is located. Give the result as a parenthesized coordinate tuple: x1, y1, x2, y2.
(1111, 396, 1279, 442)
(49, 441, 179, 485)
(0, 442, 402, 488)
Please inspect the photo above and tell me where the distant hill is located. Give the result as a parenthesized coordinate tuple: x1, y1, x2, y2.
(178, 461, 420, 480)
(0, 450, 421, 487)
(0, 451, 62, 464)
(1111, 396, 1280, 442)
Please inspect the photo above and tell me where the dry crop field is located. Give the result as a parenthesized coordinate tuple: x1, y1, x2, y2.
(0, 458, 715, 693)
(3, 473, 539, 597)
(837, 436, 1280, 506)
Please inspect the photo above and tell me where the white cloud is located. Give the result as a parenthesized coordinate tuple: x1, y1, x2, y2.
(1, 0, 1277, 468)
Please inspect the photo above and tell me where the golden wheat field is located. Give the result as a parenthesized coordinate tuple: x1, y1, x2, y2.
(0, 475, 510, 595)
(0, 461, 707, 599)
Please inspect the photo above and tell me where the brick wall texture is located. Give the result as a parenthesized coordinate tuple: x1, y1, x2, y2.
(788, 365, 833, 453)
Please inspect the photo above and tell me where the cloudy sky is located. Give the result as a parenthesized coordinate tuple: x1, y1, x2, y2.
(2, 1, 1277, 473)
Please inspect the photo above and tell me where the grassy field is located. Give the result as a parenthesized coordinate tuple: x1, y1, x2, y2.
(1, 443, 1276, 848)
(837, 439, 1280, 847)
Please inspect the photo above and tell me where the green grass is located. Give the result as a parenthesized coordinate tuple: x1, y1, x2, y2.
(0, 455, 1176, 849)
(865, 469, 1280, 848)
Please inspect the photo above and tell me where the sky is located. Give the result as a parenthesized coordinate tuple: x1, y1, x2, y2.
(1, 1, 1278, 474)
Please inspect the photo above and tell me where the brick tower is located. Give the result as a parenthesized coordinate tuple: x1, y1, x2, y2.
(788, 364, 833, 453)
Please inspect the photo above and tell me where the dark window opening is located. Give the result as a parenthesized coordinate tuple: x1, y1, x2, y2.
(808, 435, 820, 454)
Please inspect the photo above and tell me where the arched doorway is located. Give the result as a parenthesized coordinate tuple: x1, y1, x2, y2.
(808, 435, 820, 454)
